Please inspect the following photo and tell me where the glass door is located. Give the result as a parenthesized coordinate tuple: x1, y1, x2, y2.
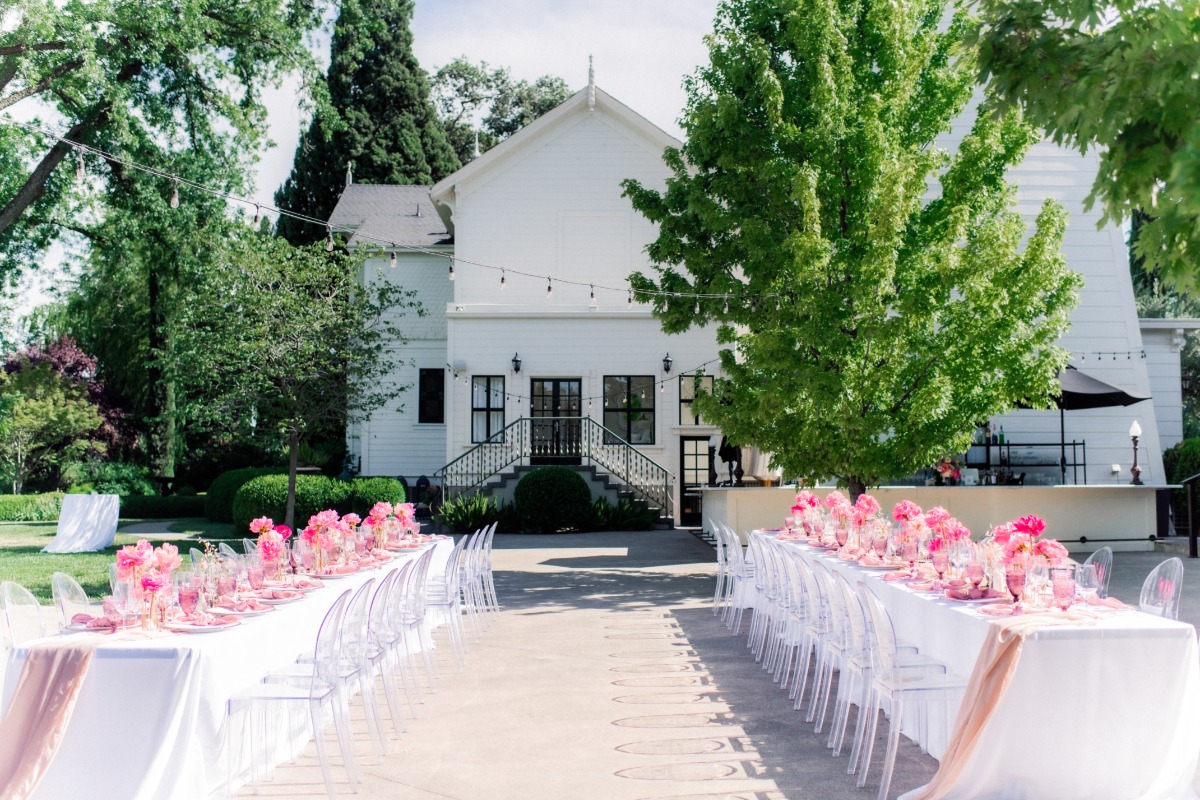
(530, 379, 582, 464)
(679, 436, 709, 527)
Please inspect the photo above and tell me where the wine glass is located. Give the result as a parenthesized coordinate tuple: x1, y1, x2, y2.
(112, 580, 138, 628)
(245, 555, 265, 591)
(873, 527, 888, 558)
(1027, 556, 1051, 608)
(1051, 566, 1075, 611)
(1076, 563, 1099, 605)
(931, 548, 949, 579)
(835, 526, 848, 548)
(966, 554, 985, 589)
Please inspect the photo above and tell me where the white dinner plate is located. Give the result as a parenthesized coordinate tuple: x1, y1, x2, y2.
(211, 604, 275, 617)
(857, 562, 905, 570)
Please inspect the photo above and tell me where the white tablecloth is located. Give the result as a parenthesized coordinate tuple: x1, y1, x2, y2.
(774, 535, 1200, 800)
(2, 538, 452, 800)
(41, 494, 119, 553)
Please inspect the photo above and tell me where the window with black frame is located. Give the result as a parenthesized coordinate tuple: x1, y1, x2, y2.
(679, 374, 713, 425)
(603, 375, 655, 444)
(418, 368, 445, 424)
(471, 376, 505, 443)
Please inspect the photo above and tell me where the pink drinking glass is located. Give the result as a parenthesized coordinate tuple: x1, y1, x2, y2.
(873, 533, 887, 557)
(966, 561, 984, 589)
(1051, 567, 1075, 610)
(902, 539, 918, 566)
(835, 527, 848, 547)
(932, 550, 948, 578)
(1005, 563, 1026, 604)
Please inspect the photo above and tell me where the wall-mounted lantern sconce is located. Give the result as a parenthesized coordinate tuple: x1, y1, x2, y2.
(663, 353, 673, 373)
(1183, 372, 1192, 394)
(511, 353, 522, 374)
(1129, 420, 1143, 486)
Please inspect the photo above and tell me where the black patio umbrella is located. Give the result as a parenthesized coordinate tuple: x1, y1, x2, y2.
(1053, 366, 1151, 483)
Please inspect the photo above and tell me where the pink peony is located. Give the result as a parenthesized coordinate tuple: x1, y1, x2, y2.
(369, 501, 394, 519)
(854, 493, 880, 517)
(925, 506, 951, 528)
(1035, 538, 1069, 564)
(140, 570, 166, 593)
(991, 522, 1016, 545)
(893, 500, 923, 523)
(795, 490, 820, 509)
(342, 513, 362, 528)
(1013, 515, 1046, 537)
(948, 522, 972, 542)
(273, 524, 292, 540)
(152, 542, 182, 574)
(248, 516, 275, 535)
(258, 530, 284, 561)
(928, 535, 946, 553)
(825, 490, 849, 508)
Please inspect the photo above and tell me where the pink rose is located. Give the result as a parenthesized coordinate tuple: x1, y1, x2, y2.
(1013, 515, 1046, 537)
(273, 524, 292, 540)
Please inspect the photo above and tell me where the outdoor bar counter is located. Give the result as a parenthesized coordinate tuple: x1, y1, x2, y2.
(700, 485, 1162, 552)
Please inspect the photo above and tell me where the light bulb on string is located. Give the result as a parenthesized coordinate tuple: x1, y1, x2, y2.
(389, 248, 397, 268)
(546, 277, 553, 299)
(627, 290, 632, 307)
(449, 262, 456, 281)
(500, 270, 507, 290)
(325, 225, 334, 251)
(659, 381, 665, 393)
(589, 284, 597, 308)
(694, 299, 701, 315)
(775, 296, 782, 311)
(723, 296, 729, 314)
(75, 147, 85, 183)
(169, 179, 180, 209)
(252, 204, 261, 225)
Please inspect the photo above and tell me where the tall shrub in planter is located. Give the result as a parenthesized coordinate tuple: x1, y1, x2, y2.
(513, 467, 593, 534)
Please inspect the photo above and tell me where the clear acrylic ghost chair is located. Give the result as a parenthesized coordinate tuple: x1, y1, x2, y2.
(480, 521, 500, 614)
(744, 532, 777, 659)
(858, 586, 966, 800)
(711, 518, 730, 615)
(51, 572, 94, 630)
(218, 541, 241, 560)
(365, 568, 408, 737)
(396, 547, 439, 692)
(382, 559, 422, 715)
(425, 535, 469, 670)
(230, 589, 356, 800)
(722, 525, 757, 633)
(764, 537, 809, 690)
(243, 537, 259, 556)
(1140, 557, 1184, 620)
(0, 581, 50, 646)
(1083, 546, 1114, 599)
(189, 547, 204, 568)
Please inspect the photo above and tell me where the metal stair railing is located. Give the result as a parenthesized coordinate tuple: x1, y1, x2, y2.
(434, 416, 674, 517)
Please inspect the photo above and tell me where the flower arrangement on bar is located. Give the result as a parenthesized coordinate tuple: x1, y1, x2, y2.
(935, 455, 962, 484)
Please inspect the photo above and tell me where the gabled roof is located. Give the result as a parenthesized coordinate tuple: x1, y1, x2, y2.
(429, 85, 682, 235)
(328, 185, 451, 247)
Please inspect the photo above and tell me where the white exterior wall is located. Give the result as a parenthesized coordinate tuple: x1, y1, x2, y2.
(349, 251, 452, 480)
(938, 118, 1165, 484)
(1142, 327, 1185, 451)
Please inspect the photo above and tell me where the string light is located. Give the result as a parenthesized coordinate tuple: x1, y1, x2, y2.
(325, 225, 334, 251)
(389, 248, 397, 268)
(75, 146, 85, 182)
(500, 270, 506, 290)
(694, 299, 700, 315)
(169, 179, 180, 209)
(723, 296, 729, 314)
(546, 277, 553, 299)
(589, 284, 597, 308)
(449, 261, 456, 281)
(252, 204, 260, 225)
(5, 118, 800, 308)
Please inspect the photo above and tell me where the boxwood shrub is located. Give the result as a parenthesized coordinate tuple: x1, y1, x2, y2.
(349, 477, 406, 516)
(204, 466, 289, 522)
(231, 474, 353, 532)
(0, 493, 64, 521)
(119, 495, 206, 519)
(514, 467, 593, 534)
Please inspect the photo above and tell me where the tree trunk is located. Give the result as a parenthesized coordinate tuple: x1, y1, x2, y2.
(146, 259, 176, 484)
(285, 428, 300, 530)
(847, 476, 866, 502)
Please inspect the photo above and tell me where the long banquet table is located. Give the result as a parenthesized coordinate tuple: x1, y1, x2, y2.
(1, 538, 453, 800)
(764, 531, 1200, 800)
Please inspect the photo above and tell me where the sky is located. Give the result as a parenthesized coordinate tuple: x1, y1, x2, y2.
(254, 0, 721, 210)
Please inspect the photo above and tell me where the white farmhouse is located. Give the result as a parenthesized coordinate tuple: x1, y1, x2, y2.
(330, 80, 1174, 527)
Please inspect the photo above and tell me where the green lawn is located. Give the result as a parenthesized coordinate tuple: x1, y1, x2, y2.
(0, 518, 236, 603)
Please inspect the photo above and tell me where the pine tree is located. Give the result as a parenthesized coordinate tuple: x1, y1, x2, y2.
(276, 0, 460, 245)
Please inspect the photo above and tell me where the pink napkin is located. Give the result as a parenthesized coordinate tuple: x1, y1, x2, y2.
(257, 588, 302, 601)
(0, 638, 98, 799)
(978, 603, 1019, 617)
(1087, 595, 1127, 610)
(883, 571, 914, 582)
(69, 613, 117, 633)
(944, 587, 1004, 601)
(213, 596, 268, 613)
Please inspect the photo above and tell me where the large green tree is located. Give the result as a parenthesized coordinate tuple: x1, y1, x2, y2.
(275, 0, 459, 245)
(168, 228, 420, 527)
(623, 0, 1081, 496)
(431, 57, 572, 164)
(0, 0, 321, 284)
(974, 0, 1200, 288)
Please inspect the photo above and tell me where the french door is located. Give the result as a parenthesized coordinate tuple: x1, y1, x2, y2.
(679, 436, 709, 527)
(530, 379, 582, 465)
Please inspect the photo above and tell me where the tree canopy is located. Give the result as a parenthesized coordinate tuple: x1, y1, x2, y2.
(0, 0, 322, 283)
(275, 0, 459, 245)
(623, 0, 1080, 495)
(431, 57, 572, 164)
(974, 0, 1200, 288)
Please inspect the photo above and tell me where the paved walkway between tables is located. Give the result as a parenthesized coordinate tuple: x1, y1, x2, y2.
(245, 530, 942, 800)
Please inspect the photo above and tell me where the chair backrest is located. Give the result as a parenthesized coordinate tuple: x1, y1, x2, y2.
(341, 577, 376, 667)
(218, 542, 241, 561)
(435, 535, 468, 596)
(189, 548, 204, 568)
(482, 521, 498, 567)
(1, 581, 49, 646)
(313, 590, 352, 686)
(1083, 546, 1114, 599)
(242, 538, 259, 556)
(812, 561, 846, 646)
(404, 547, 436, 619)
(384, 559, 417, 638)
(859, 584, 900, 674)
(1140, 557, 1184, 620)
(368, 569, 400, 649)
(710, 520, 727, 567)
(832, 570, 869, 659)
(721, 525, 745, 572)
(51, 572, 91, 630)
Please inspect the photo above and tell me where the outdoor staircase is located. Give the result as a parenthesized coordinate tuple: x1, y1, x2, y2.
(434, 416, 675, 525)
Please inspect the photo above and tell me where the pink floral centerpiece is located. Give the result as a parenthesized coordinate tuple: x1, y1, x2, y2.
(250, 516, 290, 579)
(115, 540, 181, 629)
(301, 510, 342, 573)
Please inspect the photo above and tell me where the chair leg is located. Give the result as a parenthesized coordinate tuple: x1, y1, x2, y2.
(329, 689, 362, 787)
(878, 698, 904, 800)
(857, 695, 882, 788)
(309, 699, 340, 800)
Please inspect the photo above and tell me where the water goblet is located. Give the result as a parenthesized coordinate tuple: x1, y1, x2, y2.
(1027, 556, 1051, 607)
(1050, 566, 1075, 611)
(966, 560, 985, 589)
(1005, 562, 1026, 604)
(931, 549, 949, 579)
(246, 557, 265, 591)
(873, 530, 888, 558)
(902, 539, 918, 566)
(835, 526, 848, 548)
(176, 571, 200, 617)
(1075, 563, 1098, 604)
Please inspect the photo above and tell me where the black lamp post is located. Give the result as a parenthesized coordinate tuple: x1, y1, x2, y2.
(1130, 420, 1144, 486)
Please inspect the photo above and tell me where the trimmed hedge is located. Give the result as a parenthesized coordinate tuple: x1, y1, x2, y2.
(204, 466, 289, 523)
(0, 493, 64, 521)
(231, 474, 405, 532)
(514, 467, 593, 534)
(120, 495, 206, 519)
(349, 477, 406, 516)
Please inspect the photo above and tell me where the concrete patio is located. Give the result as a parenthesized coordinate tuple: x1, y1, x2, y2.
(239, 530, 1199, 800)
